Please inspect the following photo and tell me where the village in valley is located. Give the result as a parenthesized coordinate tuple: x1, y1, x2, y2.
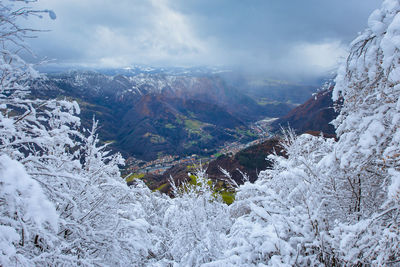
(123, 118, 277, 177)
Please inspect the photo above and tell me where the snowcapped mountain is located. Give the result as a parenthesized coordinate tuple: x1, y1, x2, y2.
(30, 70, 295, 160)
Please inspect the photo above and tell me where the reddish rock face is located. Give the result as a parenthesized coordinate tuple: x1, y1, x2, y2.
(272, 89, 338, 136)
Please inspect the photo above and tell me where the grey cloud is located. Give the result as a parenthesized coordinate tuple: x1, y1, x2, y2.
(22, 0, 382, 79)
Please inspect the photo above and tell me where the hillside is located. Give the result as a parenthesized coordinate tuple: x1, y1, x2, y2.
(271, 89, 338, 135)
(138, 138, 284, 193)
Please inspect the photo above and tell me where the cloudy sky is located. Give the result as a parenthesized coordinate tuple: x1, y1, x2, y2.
(22, 0, 381, 79)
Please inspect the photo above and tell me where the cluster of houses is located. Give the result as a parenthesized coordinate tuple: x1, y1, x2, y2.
(124, 124, 272, 176)
(125, 154, 200, 175)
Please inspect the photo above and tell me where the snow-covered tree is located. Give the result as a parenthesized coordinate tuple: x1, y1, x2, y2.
(0, 1, 154, 266)
(0, 154, 58, 266)
(329, 0, 400, 264)
(0, 1, 76, 265)
(154, 169, 232, 266)
(210, 1, 400, 265)
(207, 131, 337, 266)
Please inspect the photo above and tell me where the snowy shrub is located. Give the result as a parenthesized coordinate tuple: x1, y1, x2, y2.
(330, 0, 400, 264)
(156, 168, 232, 266)
(215, 0, 400, 265)
(0, 1, 154, 266)
(0, 155, 58, 266)
(209, 132, 337, 266)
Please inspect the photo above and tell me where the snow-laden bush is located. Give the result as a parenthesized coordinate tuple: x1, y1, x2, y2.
(153, 168, 232, 266)
(214, 1, 400, 266)
(0, 155, 58, 266)
(330, 0, 400, 264)
(202, 2, 400, 266)
(208, 132, 337, 266)
(0, 1, 155, 265)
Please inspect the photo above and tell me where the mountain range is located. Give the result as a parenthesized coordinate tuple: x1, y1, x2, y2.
(30, 69, 316, 160)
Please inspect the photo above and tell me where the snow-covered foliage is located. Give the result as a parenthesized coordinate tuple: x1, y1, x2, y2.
(0, 155, 57, 266)
(332, 0, 400, 217)
(213, 1, 400, 265)
(0, 1, 154, 266)
(330, 0, 400, 263)
(157, 169, 231, 266)
(209, 132, 338, 266)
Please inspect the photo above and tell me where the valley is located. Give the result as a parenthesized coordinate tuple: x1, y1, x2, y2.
(123, 126, 271, 178)
(121, 84, 337, 192)
(29, 67, 331, 192)
(30, 67, 317, 162)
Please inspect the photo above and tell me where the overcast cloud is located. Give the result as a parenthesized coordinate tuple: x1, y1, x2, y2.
(21, 0, 381, 79)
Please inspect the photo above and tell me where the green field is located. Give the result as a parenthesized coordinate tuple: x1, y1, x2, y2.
(184, 119, 202, 130)
(125, 173, 145, 183)
(153, 183, 168, 192)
